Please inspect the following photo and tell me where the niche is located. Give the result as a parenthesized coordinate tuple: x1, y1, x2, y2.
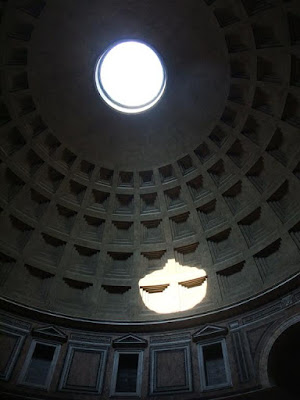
(268, 322, 300, 396)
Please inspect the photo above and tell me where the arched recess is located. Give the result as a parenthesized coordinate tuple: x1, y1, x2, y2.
(258, 314, 300, 392)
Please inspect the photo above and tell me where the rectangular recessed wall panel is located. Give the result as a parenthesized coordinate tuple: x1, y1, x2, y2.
(150, 343, 192, 395)
(0, 335, 16, 374)
(59, 343, 107, 394)
(0, 327, 26, 381)
(156, 349, 186, 388)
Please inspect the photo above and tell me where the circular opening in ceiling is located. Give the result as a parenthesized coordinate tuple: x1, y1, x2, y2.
(95, 40, 166, 114)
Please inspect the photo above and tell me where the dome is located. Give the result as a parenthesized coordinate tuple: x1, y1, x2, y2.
(0, 0, 299, 324)
(0, 1, 299, 398)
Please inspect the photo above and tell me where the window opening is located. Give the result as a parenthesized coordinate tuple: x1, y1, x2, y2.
(116, 353, 139, 393)
(203, 343, 227, 387)
(24, 343, 55, 386)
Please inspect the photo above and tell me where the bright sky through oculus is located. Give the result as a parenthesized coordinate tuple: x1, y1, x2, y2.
(95, 41, 166, 113)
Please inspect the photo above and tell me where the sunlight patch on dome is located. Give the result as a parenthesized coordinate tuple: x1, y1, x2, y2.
(139, 259, 207, 314)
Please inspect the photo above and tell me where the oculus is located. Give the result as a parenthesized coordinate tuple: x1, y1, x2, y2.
(95, 40, 166, 114)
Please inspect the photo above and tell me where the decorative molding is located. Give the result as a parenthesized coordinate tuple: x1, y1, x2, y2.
(150, 343, 193, 395)
(0, 326, 26, 381)
(31, 325, 67, 343)
(58, 343, 107, 394)
(150, 333, 190, 344)
(231, 331, 250, 383)
(112, 334, 148, 348)
(242, 303, 284, 325)
(0, 278, 298, 332)
(294, 290, 300, 303)
(17, 339, 61, 390)
(110, 349, 144, 397)
(229, 321, 240, 330)
(234, 287, 300, 328)
(197, 338, 232, 391)
(245, 322, 274, 360)
(70, 333, 111, 344)
(0, 312, 31, 332)
(281, 294, 293, 308)
(193, 324, 228, 342)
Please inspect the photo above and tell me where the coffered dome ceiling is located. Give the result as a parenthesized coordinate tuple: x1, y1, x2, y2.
(28, 0, 229, 169)
(0, 0, 299, 326)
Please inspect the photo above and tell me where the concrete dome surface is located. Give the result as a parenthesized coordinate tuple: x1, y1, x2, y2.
(0, 2, 299, 399)
(0, 0, 299, 325)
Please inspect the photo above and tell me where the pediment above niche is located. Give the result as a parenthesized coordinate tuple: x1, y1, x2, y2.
(113, 334, 148, 349)
(192, 324, 228, 342)
(32, 325, 67, 343)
